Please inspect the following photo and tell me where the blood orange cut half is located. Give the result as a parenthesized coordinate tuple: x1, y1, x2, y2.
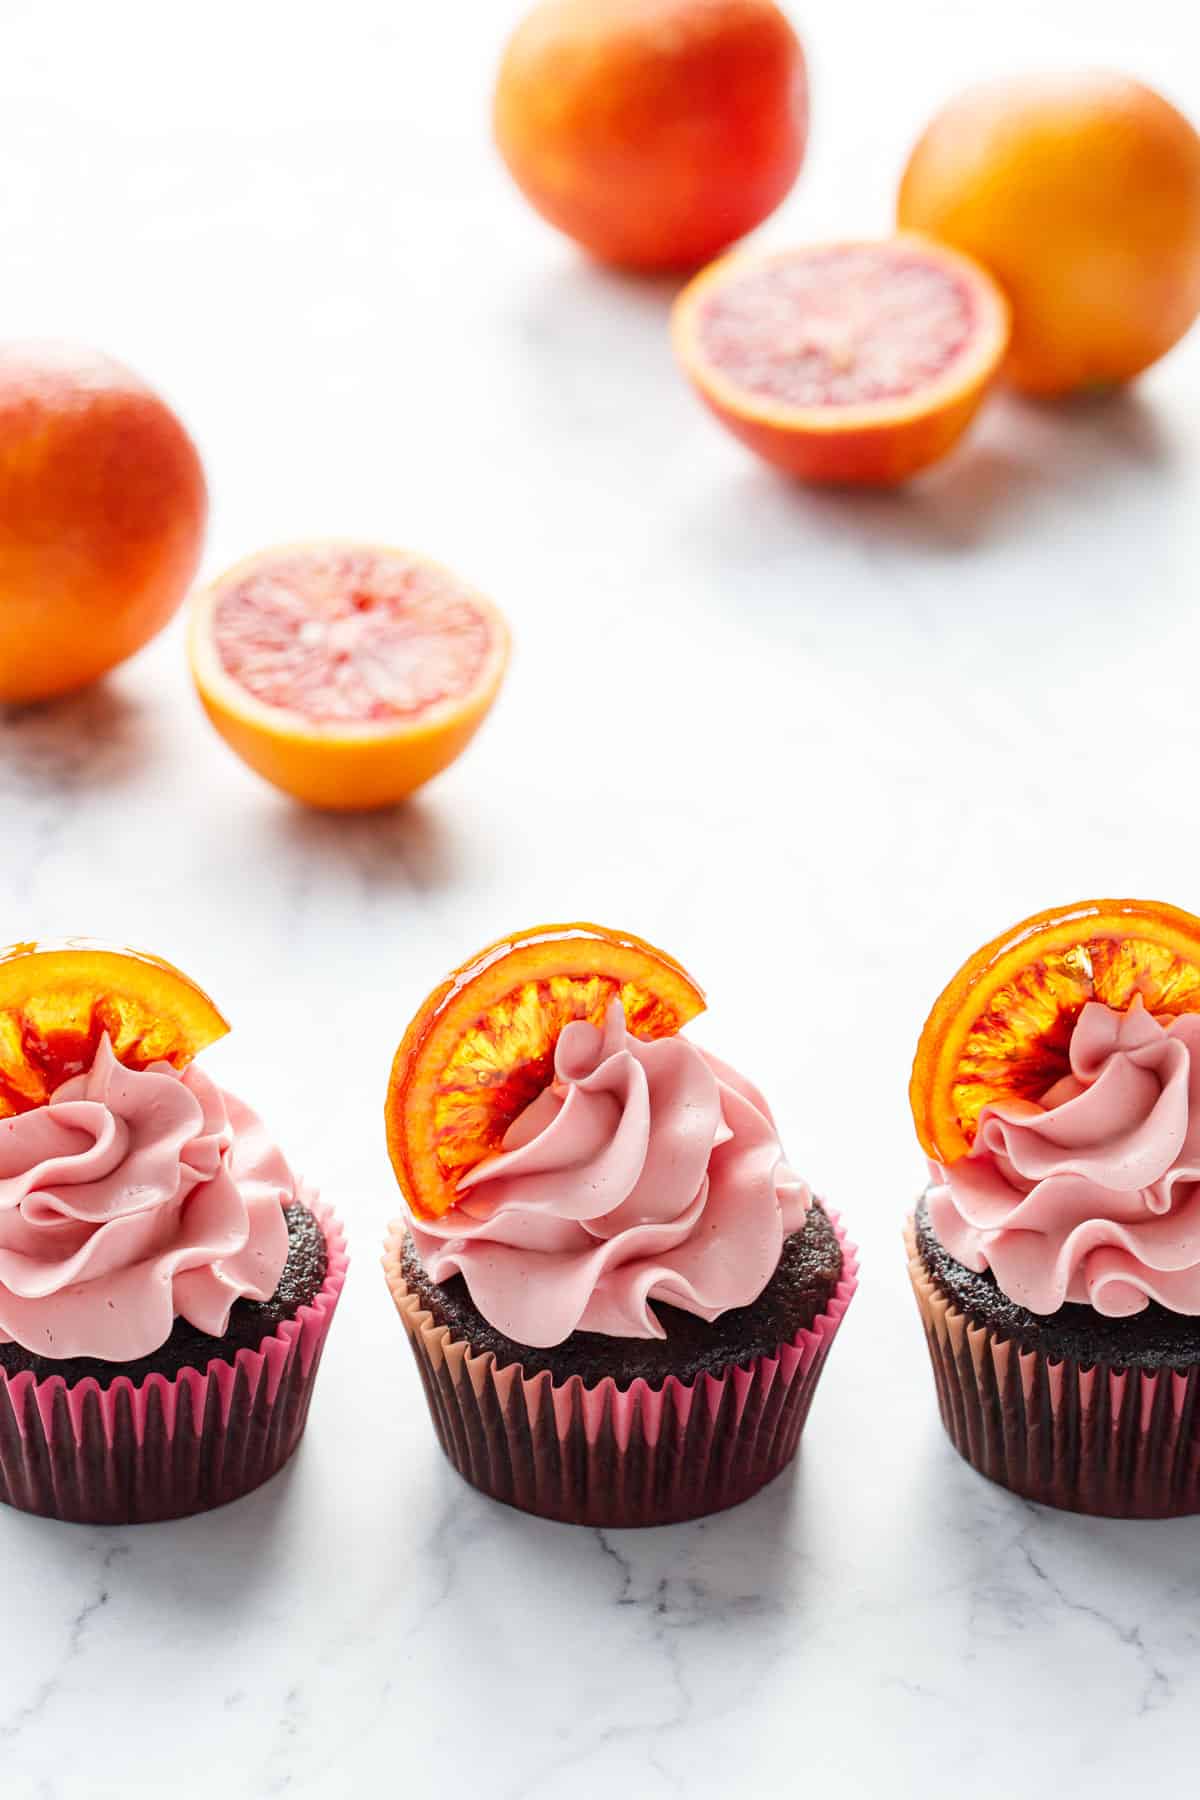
(386, 923, 706, 1220)
(671, 236, 1010, 485)
(910, 898, 1200, 1167)
(0, 940, 228, 1116)
(189, 542, 511, 812)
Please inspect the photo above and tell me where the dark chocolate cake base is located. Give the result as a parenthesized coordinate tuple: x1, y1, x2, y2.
(386, 1202, 857, 1528)
(914, 1197, 1200, 1373)
(0, 1202, 329, 1388)
(0, 1201, 345, 1527)
(907, 1199, 1200, 1518)
(401, 1199, 844, 1389)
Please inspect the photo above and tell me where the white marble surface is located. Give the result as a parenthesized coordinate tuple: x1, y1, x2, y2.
(3, 0, 1200, 1794)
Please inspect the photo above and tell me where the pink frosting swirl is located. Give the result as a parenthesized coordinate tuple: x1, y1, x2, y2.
(0, 1036, 294, 1361)
(929, 999, 1200, 1317)
(408, 1000, 810, 1346)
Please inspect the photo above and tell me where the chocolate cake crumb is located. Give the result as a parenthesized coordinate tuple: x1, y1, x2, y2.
(402, 1200, 844, 1389)
(914, 1196, 1200, 1372)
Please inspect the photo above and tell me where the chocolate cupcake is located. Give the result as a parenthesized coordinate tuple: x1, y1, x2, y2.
(0, 940, 347, 1524)
(383, 922, 857, 1526)
(907, 898, 1200, 1518)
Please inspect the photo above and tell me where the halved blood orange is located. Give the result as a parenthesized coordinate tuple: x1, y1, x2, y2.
(0, 940, 228, 1116)
(188, 542, 511, 812)
(911, 899, 1200, 1166)
(386, 923, 706, 1219)
(671, 235, 1011, 485)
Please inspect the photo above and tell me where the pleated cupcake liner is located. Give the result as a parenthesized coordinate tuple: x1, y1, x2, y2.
(0, 1201, 348, 1526)
(906, 1215, 1200, 1519)
(383, 1212, 858, 1527)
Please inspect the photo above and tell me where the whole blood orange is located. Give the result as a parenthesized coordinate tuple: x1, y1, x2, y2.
(0, 343, 207, 704)
(493, 0, 808, 272)
(386, 923, 706, 1219)
(910, 899, 1200, 1167)
(898, 74, 1200, 395)
(0, 939, 228, 1116)
(189, 542, 510, 811)
(672, 237, 1010, 485)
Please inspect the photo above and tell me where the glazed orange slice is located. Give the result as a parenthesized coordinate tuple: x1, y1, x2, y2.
(911, 899, 1200, 1165)
(0, 941, 228, 1116)
(386, 923, 706, 1219)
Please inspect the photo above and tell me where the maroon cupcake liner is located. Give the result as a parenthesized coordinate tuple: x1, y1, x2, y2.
(0, 1202, 348, 1525)
(384, 1212, 857, 1527)
(906, 1215, 1200, 1518)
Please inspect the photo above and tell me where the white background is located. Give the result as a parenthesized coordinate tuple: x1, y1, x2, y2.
(2, 1, 1199, 1795)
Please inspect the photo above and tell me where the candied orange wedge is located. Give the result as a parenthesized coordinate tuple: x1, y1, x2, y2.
(0, 940, 229, 1116)
(910, 898, 1200, 1165)
(386, 923, 706, 1219)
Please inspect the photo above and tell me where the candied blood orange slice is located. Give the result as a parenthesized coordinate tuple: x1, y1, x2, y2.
(0, 940, 228, 1117)
(386, 923, 706, 1219)
(188, 541, 510, 811)
(671, 236, 1010, 485)
(910, 899, 1200, 1165)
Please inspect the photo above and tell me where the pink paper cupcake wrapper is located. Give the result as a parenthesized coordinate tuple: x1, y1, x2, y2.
(384, 1211, 858, 1527)
(0, 1201, 348, 1526)
(906, 1215, 1200, 1518)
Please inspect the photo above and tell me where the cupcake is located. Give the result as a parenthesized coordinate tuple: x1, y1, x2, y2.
(382, 922, 856, 1527)
(0, 940, 347, 1524)
(907, 897, 1200, 1518)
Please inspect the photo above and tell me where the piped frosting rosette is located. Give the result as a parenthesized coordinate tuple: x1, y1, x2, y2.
(928, 1000, 1200, 1320)
(0, 1036, 292, 1360)
(409, 1000, 812, 1346)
